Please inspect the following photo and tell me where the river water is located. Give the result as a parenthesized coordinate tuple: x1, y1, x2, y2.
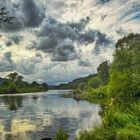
(0, 90, 101, 140)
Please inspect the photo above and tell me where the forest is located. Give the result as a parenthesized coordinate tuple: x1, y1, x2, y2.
(0, 72, 48, 94)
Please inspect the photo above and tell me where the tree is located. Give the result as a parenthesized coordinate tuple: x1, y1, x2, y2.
(17, 75, 24, 82)
(7, 82, 18, 94)
(0, 7, 14, 27)
(31, 81, 39, 87)
(97, 61, 109, 85)
(7, 72, 18, 82)
(108, 34, 140, 100)
(6, 72, 24, 83)
(88, 77, 101, 89)
(42, 83, 48, 90)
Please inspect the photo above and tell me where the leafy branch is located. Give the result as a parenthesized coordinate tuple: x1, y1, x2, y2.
(0, 7, 14, 27)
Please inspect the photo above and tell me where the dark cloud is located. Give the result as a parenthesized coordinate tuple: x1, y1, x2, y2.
(38, 17, 111, 46)
(6, 35, 23, 46)
(51, 39, 77, 61)
(1, 0, 45, 32)
(33, 37, 78, 61)
(6, 40, 13, 46)
(34, 36, 58, 53)
(95, 31, 111, 46)
(33, 17, 111, 61)
(2, 18, 24, 32)
(0, 52, 15, 72)
(68, 17, 90, 32)
(38, 17, 78, 40)
(10, 35, 23, 44)
(78, 59, 91, 67)
(22, 0, 45, 27)
(116, 27, 128, 36)
(97, 0, 110, 4)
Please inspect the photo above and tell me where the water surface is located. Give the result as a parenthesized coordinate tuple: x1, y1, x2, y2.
(0, 90, 101, 140)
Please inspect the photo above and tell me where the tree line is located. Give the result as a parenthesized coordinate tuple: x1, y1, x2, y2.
(0, 72, 48, 94)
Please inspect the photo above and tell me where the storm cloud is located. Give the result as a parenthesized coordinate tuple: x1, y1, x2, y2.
(78, 59, 91, 67)
(1, 0, 45, 32)
(6, 35, 23, 46)
(22, 0, 45, 27)
(32, 37, 78, 61)
(32, 17, 111, 61)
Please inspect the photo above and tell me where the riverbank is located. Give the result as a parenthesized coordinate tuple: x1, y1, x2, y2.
(54, 34, 140, 140)
(59, 88, 140, 140)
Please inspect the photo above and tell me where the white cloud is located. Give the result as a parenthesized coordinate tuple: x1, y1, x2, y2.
(0, 0, 140, 84)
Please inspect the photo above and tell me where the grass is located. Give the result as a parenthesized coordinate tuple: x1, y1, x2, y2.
(53, 129, 68, 140)
(75, 99, 140, 140)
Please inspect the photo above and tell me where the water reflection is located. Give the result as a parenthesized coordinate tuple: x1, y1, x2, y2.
(0, 119, 36, 140)
(0, 90, 101, 140)
(1, 96, 23, 111)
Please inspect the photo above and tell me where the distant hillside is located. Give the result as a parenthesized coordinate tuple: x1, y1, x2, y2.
(52, 60, 109, 90)
(51, 73, 98, 89)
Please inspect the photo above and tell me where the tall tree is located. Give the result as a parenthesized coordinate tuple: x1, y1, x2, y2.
(108, 34, 140, 100)
(97, 61, 109, 85)
(6, 72, 23, 83)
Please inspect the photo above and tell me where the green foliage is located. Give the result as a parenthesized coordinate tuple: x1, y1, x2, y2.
(53, 129, 68, 140)
(76, 106, 140, 140)
(103, 110, 139, 128)
(0, 72, 48, 94)
(7, 72, 23, 82)
(75, 34, 140, 140)
(97, 61, 109, 85)
(116, 124, 140, 140)
(88, 76, 102, 89)
(108, 33, 140, 101)
(7, 82, 19, 94)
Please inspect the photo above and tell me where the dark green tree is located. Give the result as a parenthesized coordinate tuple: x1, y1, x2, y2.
(88, 77, 101, 89)
(42, 83, 48, 90)
(7, 82, 19, 94)
(97, 61, 109, 85)
(108, 34, 140, 100)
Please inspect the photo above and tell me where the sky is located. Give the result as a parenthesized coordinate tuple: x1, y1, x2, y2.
(0, 0, 140, 84)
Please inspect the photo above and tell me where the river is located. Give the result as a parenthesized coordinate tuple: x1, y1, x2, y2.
(0, 90, 101, 140)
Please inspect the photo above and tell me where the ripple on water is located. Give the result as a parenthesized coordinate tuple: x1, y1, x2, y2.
(0, 90, 101, 140)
